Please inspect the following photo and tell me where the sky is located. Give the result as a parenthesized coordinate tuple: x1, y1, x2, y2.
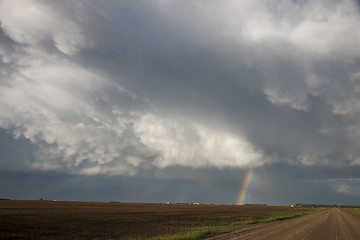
(1, 0, 360, 206)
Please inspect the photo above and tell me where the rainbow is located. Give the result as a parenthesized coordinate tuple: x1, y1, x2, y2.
(236, 168, 254, 205)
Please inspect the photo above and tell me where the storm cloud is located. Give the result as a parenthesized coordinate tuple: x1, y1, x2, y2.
(1, 0, 360, 204)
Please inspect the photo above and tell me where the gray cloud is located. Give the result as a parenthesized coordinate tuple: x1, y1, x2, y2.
(1, 0, 360, 204)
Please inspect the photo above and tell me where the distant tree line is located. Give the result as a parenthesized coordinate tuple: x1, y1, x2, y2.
(244, 204, 267, 206)
(296, 203, 360, 208)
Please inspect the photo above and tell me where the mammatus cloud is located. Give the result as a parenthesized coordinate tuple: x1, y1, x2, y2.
(0, 0, 360, 178)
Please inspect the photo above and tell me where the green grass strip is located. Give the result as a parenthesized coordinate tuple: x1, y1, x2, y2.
(130, 229, 223, 240)
(341, 207, 360, 218)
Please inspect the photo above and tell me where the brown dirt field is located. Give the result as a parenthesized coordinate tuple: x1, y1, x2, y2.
(207, 208, 360, 240)
(0, 200, 309, 239)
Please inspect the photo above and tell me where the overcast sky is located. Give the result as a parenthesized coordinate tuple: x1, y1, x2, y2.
(1, 0, 360, 205)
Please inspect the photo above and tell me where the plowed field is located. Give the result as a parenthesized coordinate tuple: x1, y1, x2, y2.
(0, 200, 311, 239)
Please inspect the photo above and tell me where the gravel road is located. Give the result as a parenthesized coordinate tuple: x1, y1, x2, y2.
(207, 208, 360, 240)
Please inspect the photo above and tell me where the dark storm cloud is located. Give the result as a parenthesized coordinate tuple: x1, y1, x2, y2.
(1, 0, 360, 204)
(249, 163, 360, 205)
(78, 0, 360, 168)
(0, 169, 242, 204)
(0, 129, 39, 171)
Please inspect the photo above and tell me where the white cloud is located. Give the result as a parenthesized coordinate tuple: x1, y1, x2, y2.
(289, 0, 360, 56)
(335, 184, 354, 194)
(188, 0, 360, 114)
(0, 23, 152, 175)
(212, 0, 360, 57)
(134, 114, 263, 169)
(0, 0, 95, 55)
(264, 87, 309, 111)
